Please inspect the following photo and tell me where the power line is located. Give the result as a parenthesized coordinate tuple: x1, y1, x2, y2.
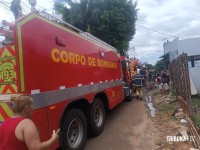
(131, 39, 162, 44)
(36, 4, 53, 13)
(55, 14, 136, 40)
(136, 26, 171, 41)
(136, 24, 177, 38)
(52, 15, 164, 44)
(136, 30, 162, 41)
(0, 1, 10, 9)
(72, 21, 132, 39)
(131, 40, 163, 45)
(46, 0, 54, 7)
(132, 44, 162, 48)
(0, 8, 14, 20)
(21, 1, 31, 10)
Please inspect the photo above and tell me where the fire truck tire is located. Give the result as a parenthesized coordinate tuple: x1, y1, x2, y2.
(61, 108, 87, 150)
(87, 98, 105, 136)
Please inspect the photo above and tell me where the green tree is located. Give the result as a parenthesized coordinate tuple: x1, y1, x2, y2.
(154, 59, 164, 73)
(54, 0, 101, 32)
(54, 0, 138, 56)
(143, 62, 154, 70)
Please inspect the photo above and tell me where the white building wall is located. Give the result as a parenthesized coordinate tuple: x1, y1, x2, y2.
(189, 67, 200, 93)
(178, 38, 200, 56)
(163, 38, 179, 54)
(163, 37, 200, 94)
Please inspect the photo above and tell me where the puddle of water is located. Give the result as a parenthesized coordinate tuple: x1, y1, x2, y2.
(145, 96, 156, 117)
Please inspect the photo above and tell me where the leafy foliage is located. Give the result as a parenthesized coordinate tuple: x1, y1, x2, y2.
(54, 0, 138, 56)
(143, 62, 154, 70)
(154, 59, 164, 73)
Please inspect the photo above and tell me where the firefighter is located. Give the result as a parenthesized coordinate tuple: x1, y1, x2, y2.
(134, 69, 144, 100)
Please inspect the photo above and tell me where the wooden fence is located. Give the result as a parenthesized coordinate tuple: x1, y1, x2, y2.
(168, 53, 200, 148)
(168, 53, 193, 118)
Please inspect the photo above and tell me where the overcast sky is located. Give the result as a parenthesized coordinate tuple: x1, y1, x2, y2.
(1, 0, 200, 65)
(129, 0, 200, 64)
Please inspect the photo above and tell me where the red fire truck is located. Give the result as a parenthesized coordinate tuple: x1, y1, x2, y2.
(0, 12, 133, 149)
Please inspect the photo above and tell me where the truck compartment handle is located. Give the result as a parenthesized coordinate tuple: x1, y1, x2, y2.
(55, 36, 66, 47)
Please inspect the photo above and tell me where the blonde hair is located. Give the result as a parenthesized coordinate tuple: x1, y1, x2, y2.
(10, 95, 33, 113)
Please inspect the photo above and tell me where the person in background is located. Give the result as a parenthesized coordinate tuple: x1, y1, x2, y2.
(166, 70, 170, 86)
(148, 70, 152, 83)
(157, 73, 163, 95)
(0, 94, 60, 150)
(134, 69, 144, 100)
(152, 72, 157, 82)
(162, 70, 169, 94)
(140, 67, 146, 86)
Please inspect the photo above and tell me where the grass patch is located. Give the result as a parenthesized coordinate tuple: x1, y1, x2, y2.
(157, 103, 173, 112)
(194, 115, 200, 128)
(152, 92, 160, 96)
(192, 97, 200, 108)
(156, 97, 177, 113)
(192, 97, 200, 128)
(155, 102, 175, 123)
(171, 116, 177, 121)
(153, 93, 179, 124)
(170, 88, 177, 97)
(192, 93, 200, 99)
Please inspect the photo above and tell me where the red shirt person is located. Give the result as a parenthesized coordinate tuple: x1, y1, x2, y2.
(0, 117, 27, 150)
(0, 95, 59, 150)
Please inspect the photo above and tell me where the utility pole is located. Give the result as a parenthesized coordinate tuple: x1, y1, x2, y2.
(28, 0, 37, 12)
(10, 0, 22, 21)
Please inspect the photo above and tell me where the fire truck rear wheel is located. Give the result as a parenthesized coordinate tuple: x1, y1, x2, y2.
(87, 98, 105, 136)
(61, 108, 87, 150)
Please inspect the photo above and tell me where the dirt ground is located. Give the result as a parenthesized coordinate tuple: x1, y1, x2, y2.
(147, 88, 195, 150)
(85, 87, 196, 150)
(85, 91, 154, 150)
